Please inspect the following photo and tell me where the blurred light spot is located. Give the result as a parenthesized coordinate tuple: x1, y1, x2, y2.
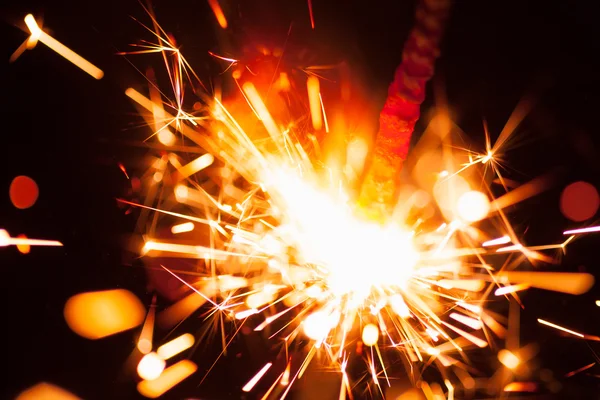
(504, 382, 537, 392)
(457, 190, 490, 222)
(16, 234, 31, 254)
(137, 352, 166, 381)
(137, 360, 197, 398)
(498, 349, 520, 369)
(16, 382, 80, 400)
(560, 181, 599, 222)
(157, 129, 175, 146)
(171, 222, 194, 234)
(361, 324, 379, 346)
(9, 175, 39, 209)
(157, 333, 195, 360)
(64, 289, 145, 339)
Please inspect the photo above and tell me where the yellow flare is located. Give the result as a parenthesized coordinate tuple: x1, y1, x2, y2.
(157, 333, 195, 360)
(448, 313, 482, 330)
(564, 225, 600, 235)
(16, 382, 80, 400)
(361, 324, 379, 346)
(64, 289, 145, 339)
(24, 15, 103, 79)
(137, 352, 166, 380)
(307, 76, 322, 130)
(137, 360, 197, 398)
(498, 349, 520, 369)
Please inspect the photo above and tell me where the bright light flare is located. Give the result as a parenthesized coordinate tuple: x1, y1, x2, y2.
(457, 190, 490, 222)
(207, 0, 228, 29)
(362, 324, 380, 346)
(171, 222, 195, 234)
(137, 352, 166, 380)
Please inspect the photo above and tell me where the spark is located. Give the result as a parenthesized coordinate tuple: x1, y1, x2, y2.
(564, 225, 600, 235)
(171, 222, 195, 234)
(23, 14, 104, 79)
(0, 230, 63, 248)
(537, 319, 585, 338)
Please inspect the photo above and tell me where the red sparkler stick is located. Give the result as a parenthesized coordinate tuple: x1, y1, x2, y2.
(358, 0, 451, 219)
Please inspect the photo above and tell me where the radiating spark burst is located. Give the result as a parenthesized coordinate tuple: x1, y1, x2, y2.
(117, 10, 597, 398)
(14, 4, 599, 399)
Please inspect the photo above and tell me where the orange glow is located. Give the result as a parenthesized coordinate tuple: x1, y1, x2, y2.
(16, 234, 31, 254)
(24, 15, 104, 79)
(498, 349, 520, 369)
(16, 382, 80, 400)
(64, 289, 145, 339)
(137, 360, 197, 398)
(9, 175, 39, 209)
(137, 352, 166, 380)
(307, 76, 323, 130)
(560, 181, 599, 222)
(157, 333, 195, 360)
(503, 382, 537, 392)
(207, 0, 228, 29)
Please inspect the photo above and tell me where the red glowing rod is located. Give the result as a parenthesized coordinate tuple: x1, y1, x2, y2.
(359, 0, 451, 217)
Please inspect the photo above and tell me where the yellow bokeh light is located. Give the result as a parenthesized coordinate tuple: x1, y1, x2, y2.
(157, 129, 175, 146)
(457, 190, 490, 222)
(362, 324, 379, 346)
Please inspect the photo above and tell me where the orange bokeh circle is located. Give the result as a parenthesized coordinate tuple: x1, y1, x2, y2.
(560, 181, 599, 222)
(9, 175, 39, 209)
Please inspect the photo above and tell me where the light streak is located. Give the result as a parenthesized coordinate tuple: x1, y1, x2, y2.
(207, 0, 228, 29)
(564, 225, 600, 235)
(242, 363, 273, 392)
(137, 360, 197, 398)
(0, 230, 63, 248)
(157, 333, 195, 360)
(537, 319, 585, 338)
(24, 15, 104, 79)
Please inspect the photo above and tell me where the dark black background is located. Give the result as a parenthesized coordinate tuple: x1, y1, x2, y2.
(2, 0, 600, 399)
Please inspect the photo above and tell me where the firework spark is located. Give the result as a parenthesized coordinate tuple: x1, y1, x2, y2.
(12, 2, 599, 399)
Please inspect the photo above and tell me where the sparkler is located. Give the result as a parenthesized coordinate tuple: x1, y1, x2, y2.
(10, 2, 599, 399)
